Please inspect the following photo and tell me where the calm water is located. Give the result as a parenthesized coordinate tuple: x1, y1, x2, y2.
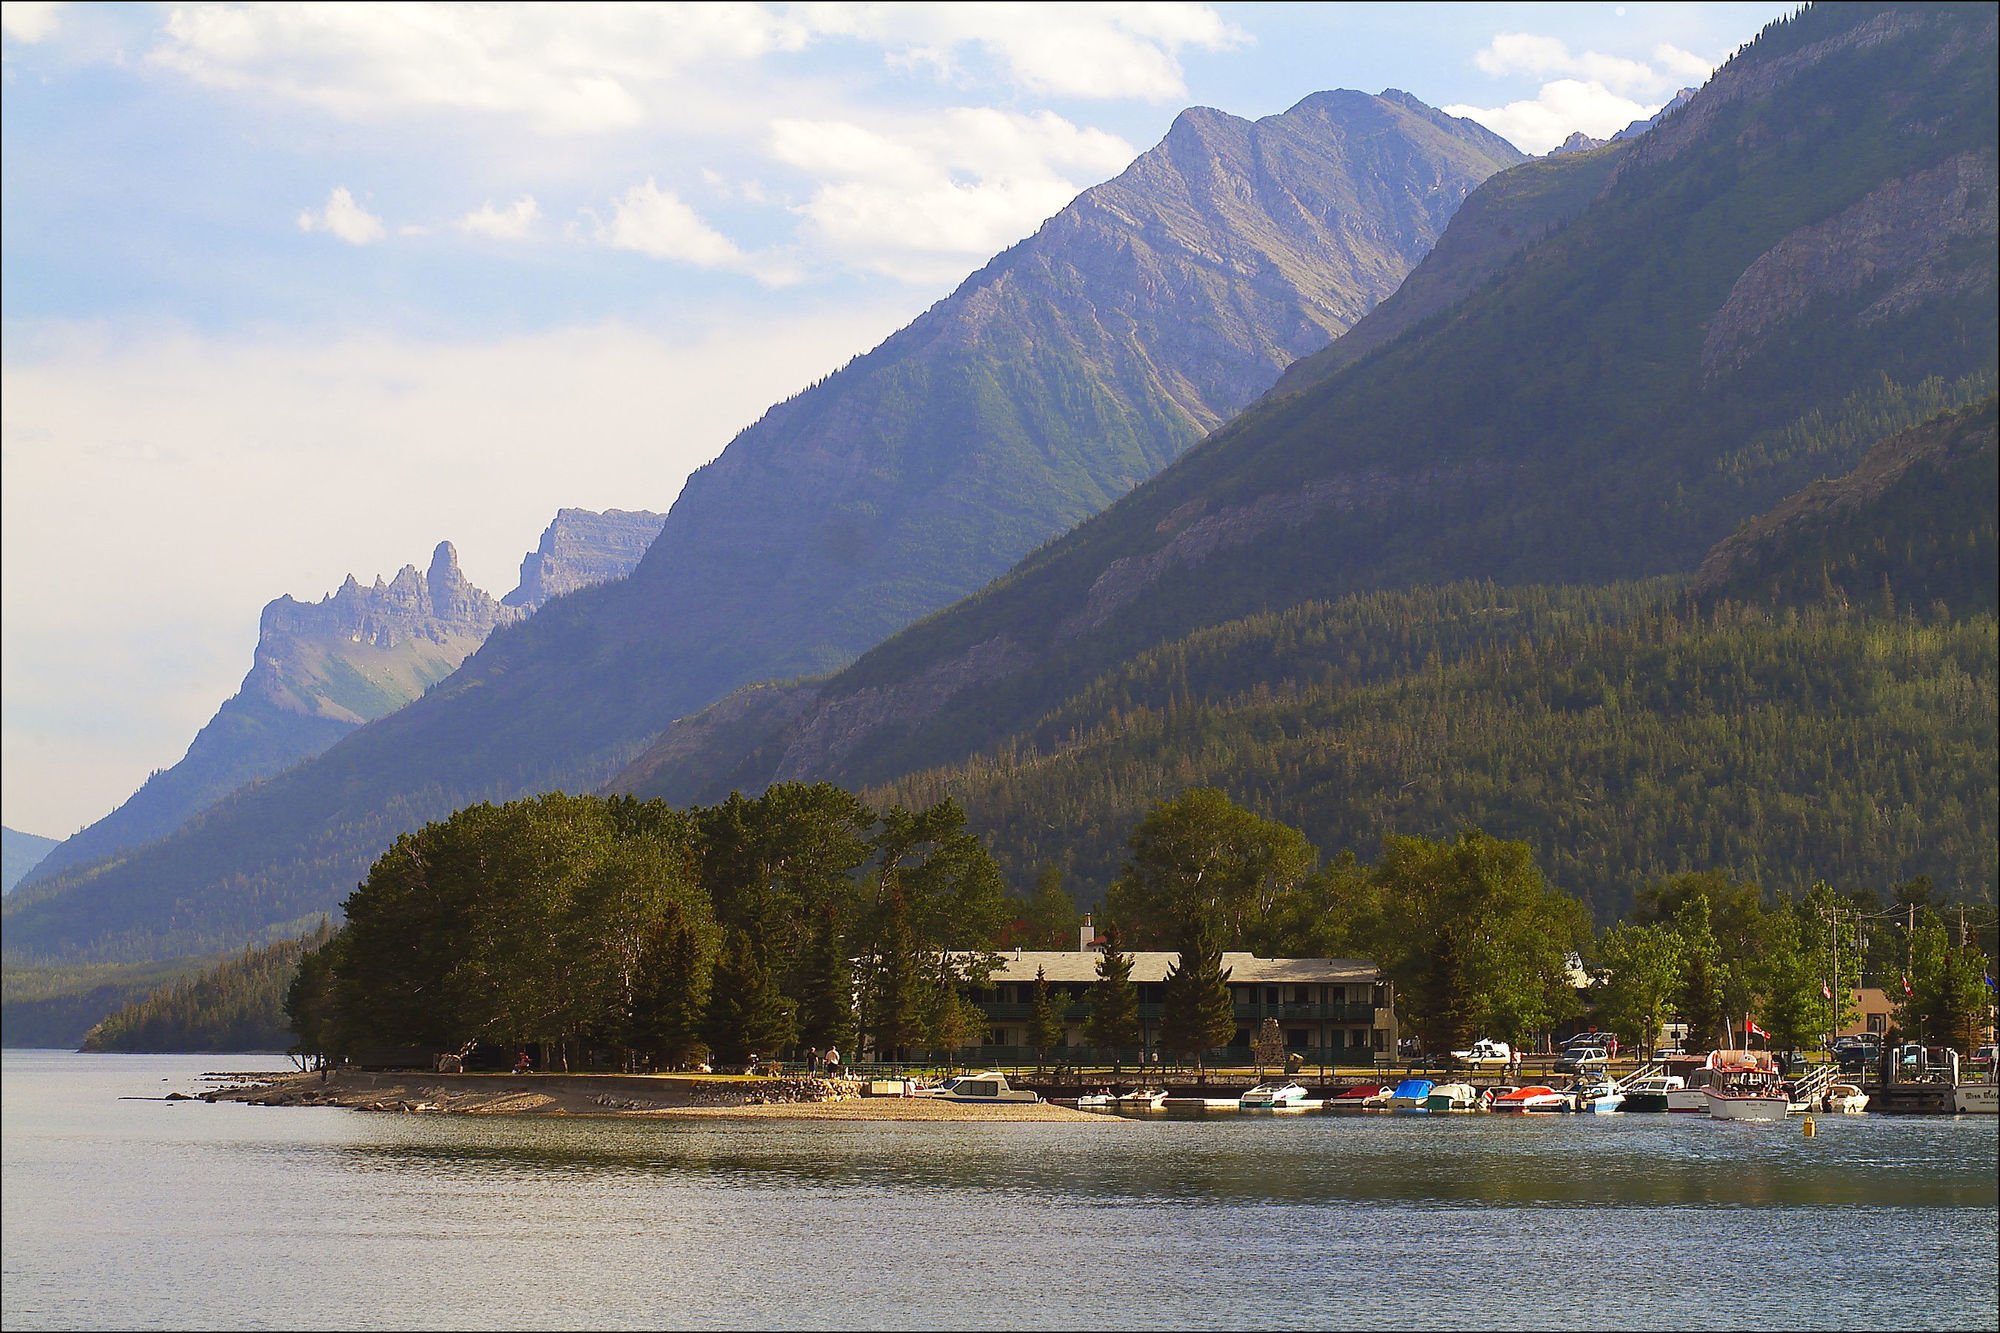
(4, 1051, 1996, 1330)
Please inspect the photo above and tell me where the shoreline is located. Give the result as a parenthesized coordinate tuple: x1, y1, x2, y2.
(203, 1069, 1107, 1122)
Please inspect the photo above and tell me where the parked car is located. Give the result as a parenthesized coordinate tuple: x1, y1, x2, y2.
(1450, 1038, 1512, 1067)
(1555, 1047, 1610, 1074)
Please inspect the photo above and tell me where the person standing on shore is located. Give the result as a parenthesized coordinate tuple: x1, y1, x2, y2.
(808, 1047, 820, 1075)
(826, 1046, 841, 1080)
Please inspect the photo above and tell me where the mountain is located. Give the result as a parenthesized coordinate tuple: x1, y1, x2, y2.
(1, 90, 1524, 964)
(503, 508, 665, 609)
(18, 509, 660, 892)
(855, 401, 1996, 922)
(611, 1, 1996, 808)
(3, 829, 58, 895)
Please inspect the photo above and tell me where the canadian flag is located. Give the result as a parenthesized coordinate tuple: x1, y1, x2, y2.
(1822, 981, 1834, 1001)
(1745, 1015, 1771, 1042)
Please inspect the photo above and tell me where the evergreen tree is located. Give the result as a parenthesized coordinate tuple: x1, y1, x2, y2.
(1025, 866, 1080, 948)
(1027, 966, 1066, 1071)
(1160, 921, 1234, 1074)
(868, 886, 924, 1061)
(704, 929, 795, 1068)
(1082, 922, 1142, 1069)
(1672, 895, 1727, 1052)
(797, 908, 856, 1054)
(630, 913, 714, 1068)
(1589, 923, 1683, 1061)
(1898, 911, 1993, 1051)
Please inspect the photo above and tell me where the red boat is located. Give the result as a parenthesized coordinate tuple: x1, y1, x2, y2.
(1329, 1083, 1384, 1108)
(1489, 1084, 1566, 1112)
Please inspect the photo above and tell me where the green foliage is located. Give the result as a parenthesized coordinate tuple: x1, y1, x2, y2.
(1367, 831, 1587, 1056)
(1589, 923, 1683, 1059)
(1082, 922, 1142, 1059)
(82, 924, 336, 1053)
(704, 929, 796, 1067)
(1158, 921, 1235, 1069)
(796, 907, 857, 1054)
(1897, 910, 1993, 1050)
(1019, 866, 1080, 949)
(1670, 895, 1728, 1052)
(1027, 967, 1065, 1067)
(1107, 789, 1315, 948)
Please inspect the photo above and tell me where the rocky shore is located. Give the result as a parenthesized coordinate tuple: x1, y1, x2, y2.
(202, 1070, 1103, 1122)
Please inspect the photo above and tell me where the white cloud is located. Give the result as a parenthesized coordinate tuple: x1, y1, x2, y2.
(459, 194, 540, 240)
(857, 2, 1250, 101)
(1, 0, 63, 43)
(593, 178, 797, 283)
(140, 3, 1243, 135)
(297, 185, 386, 244)
(770, 108, 1136, 280)
(1449, 31, 1719, 155)
(0, 305, 922, 833)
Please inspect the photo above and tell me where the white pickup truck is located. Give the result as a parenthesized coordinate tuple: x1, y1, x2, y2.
(1451, 1038, 1512, 1067)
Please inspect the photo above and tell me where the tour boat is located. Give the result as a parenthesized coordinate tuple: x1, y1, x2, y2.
(1569, 1078, 1625, 1113)
(1240, 1082, 1311, 1109)
(1617, 1074, 1686, 1112)
(1423, 1082, 1480, 1111)
(1386, 1078, 1436, 1109)
(1822, 1082, 1869, 1113)
(933, 1071, 1042, 1104)
(1329, 1083, 1383, 1109)
(1489, 1085, 1566, 1112)
(1954, 1070, 1998, 1115)
(1702, 1052, 1788, 1120)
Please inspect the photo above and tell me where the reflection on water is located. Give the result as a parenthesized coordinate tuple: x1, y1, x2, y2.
(4, 1051, 1996, 1331)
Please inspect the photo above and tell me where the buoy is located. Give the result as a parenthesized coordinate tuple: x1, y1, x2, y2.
(1802, 1115, 1816, 1137)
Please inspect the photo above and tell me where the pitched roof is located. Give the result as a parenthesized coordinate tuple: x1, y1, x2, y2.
(966, 950, 1380, 985)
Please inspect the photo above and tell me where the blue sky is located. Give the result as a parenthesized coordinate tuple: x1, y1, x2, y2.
(0, 1, 1792, 836)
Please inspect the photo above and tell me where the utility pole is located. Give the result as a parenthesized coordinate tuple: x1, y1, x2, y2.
(1907, 901, 1917, 975)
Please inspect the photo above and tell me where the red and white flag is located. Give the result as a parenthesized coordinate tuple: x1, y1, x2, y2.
(1745, 1014, 1771, 1042)
(1822, 981, 1834, 1001)
(1901, 972, 1914, 997)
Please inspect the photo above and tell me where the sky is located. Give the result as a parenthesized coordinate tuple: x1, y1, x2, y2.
(0, 1, 1794, 838)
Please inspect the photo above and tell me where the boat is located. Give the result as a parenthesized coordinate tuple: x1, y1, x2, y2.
(1822, 1082, 1869, 1113)
(1240, 1082, 1311, 1109)
(1569, 1078, 1625, 1113)
(1702, 1051, 1788, 1121)
(1955, 1063, 1998, 1115)
(1489, 1085, 1566, 1112)
(1423, 1082, 1480, 1111)
(1117, 1088, 1168, 1108)
(1329, 1083, 1383, 1109)
(1479, 1085, 1518, 1110)
(1617, 1073, 1686, 1112)
(1386, 1078, 1436, 1109)
(1663, 1052, 1732, 1112)
(1075, 1088, 1119, 1108)
(1361, 1085, 1399, 1108)
(931, 1071, 1042, 1104)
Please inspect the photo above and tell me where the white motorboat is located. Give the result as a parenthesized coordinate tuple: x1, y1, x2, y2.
(932, 1071, 1042, 1104)
(1954, 1068, 1998, 1114)
(1822, 1082, 1869, 1113)
(1117, 1088, 1168, 1108)
(1569, 1078, 1625, 1113)
(1385, 1078, 1436, 1109)
(1240, 1082, 1311, 1109)
(1075, 1089, 1119, 1108)
(1703, 1051, 1787, 1121)
(1423, 1082, 1480, 1111)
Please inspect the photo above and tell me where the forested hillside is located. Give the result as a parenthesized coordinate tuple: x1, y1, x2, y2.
(79, 925, 334, 1053)
(618, 1, 1997, 807)
(3, 90, 1521, 967)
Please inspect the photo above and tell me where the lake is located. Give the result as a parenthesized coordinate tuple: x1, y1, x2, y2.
(3, 1050, 1995, 1329)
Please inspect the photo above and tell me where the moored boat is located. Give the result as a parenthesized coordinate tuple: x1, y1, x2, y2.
(1822, 1082, 1869, 1113)
(1240, 1082, 1311, 1109)
(1330, 1083, 1384, 1109)
(933, 1071, 1042, 1104)
(1569, 1078, 1624, 1113)
(1954, 1070, 1998, 1114)
(1489, 1085, 1565, 1112)
(1423, 1082, 1480, 1111)
(1386, 1078, 1436, 1109)
(1702, 1051, 1787, 1121)
(1618, 1073, 1686, 1112)
(1117, 1088, 1168, 1108)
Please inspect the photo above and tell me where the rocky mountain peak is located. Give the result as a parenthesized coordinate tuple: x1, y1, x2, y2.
(503, 508, 666, 609)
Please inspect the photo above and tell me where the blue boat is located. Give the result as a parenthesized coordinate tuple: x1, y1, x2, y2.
(1387, 1078, 1436, 1109)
